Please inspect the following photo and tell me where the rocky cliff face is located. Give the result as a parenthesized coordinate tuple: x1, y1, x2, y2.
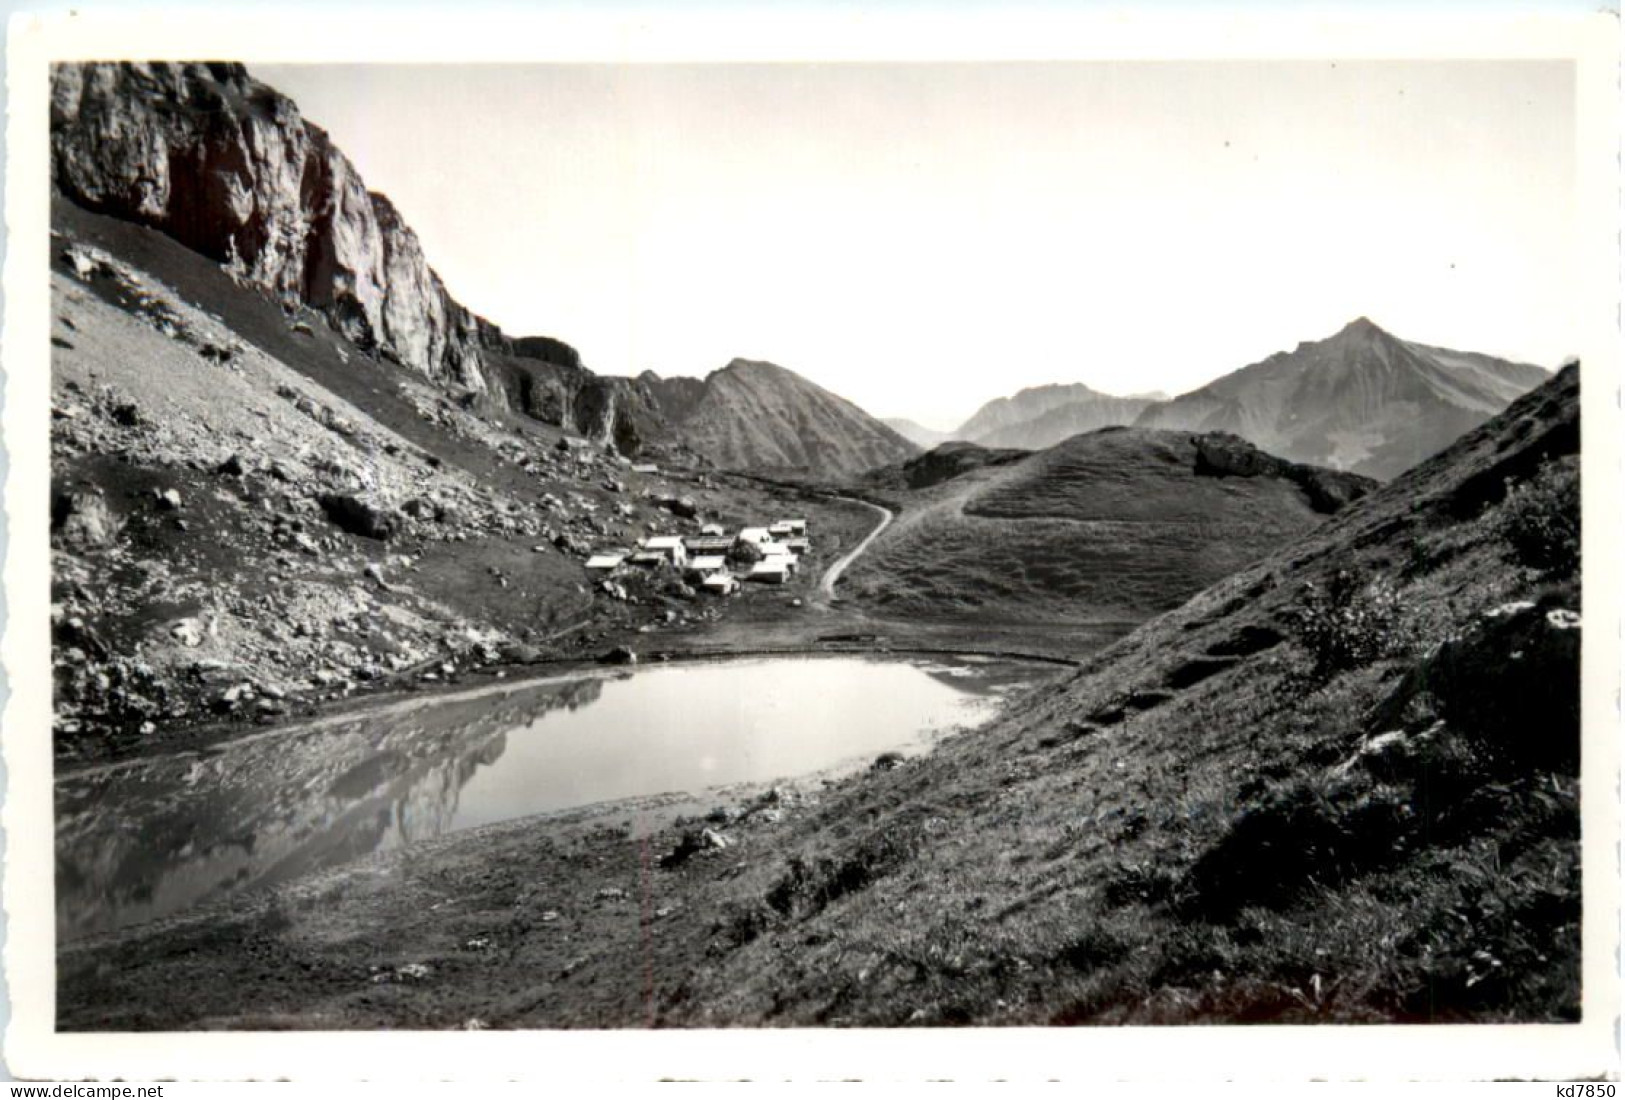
(50, 61, 656, 451)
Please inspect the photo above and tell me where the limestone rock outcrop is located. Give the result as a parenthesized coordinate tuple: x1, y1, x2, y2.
(51, 61, 659, 450)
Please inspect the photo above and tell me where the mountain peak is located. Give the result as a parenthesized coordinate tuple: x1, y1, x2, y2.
(1135, 318, 1552, 479)
(1337, 316, 1385, 338)
(644, 357, 917, 474)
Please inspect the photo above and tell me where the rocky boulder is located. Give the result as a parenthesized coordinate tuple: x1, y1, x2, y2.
(1194, 432, 1376, 515)
(1372, 599, 1581, 775)
(658, 495, 699, 519)
(52, 489, 121, 550)
(318, 492, 398, 541)
(1425, 601, 1581, 774)
(552, 531, 591, 557)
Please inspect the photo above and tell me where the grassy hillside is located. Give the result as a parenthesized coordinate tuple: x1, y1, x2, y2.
(665, 363, 1581, 1025)
(57, 366, 1579, 1028)
(842, 428, 1372, 626)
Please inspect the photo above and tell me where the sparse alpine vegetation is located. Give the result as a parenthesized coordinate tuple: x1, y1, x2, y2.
(56, 362, 1583, 1028)
(45, 58, 1586, 1035)
(1289, 570, 1412, 680)
(1500, 456, 1580, 575)
(646, 364, 1580, 1026)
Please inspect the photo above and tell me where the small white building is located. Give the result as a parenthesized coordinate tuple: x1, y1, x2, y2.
(777, 519, 808, 536)
(748, 559, 792, 584)
(759, 542, 797, 571)
(701, 522, 726, 537)
(630, 463, 659, 475)
(785, 537, 811, 556)
(685, 554, 728, 580)
(585, 552, 627, 572)
(767, 522, 794, 539)
(702, 571, 741, 595)
(736, 527, 772, 546)
(639, 535, 688, 566)
(684, 534, 734, 555)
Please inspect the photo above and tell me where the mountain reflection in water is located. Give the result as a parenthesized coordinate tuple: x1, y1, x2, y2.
(56, 656, 1044, 940)
(56, 677, 605, 941)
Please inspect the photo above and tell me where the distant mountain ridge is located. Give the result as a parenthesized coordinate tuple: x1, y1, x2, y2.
(1133, 317, 1550, 479)
(975, 393, 1159, 450)
(883, 418, 958, 450)
(641, 360, 919, 476)
(956, 383, 1155, 449)
(907, 322, 1545, 478)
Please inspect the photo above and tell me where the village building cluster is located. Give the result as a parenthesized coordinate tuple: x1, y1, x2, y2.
(584, 517, 811, 594)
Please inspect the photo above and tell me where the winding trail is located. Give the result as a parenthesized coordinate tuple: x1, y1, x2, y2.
(819, 498, 894, 599)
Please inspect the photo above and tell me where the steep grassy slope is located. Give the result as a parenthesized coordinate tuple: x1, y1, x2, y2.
(662, 363, 1580, 1025)
(843, 428, 1372, 625)
(642, 359, 919, 477)
(1134, 317, 1550, 479)
(56, 367, 1582, 1030)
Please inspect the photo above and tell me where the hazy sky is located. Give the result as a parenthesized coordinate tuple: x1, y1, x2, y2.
(257, 61, 1576, 429)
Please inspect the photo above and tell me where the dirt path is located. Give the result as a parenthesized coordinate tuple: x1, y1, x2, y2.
(818, 498, 894, 598)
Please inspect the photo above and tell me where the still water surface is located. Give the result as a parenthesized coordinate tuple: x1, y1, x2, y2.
(56, 655, 1048, 940)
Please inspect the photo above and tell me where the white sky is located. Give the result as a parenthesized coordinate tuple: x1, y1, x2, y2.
(256, 61, 1576, 430)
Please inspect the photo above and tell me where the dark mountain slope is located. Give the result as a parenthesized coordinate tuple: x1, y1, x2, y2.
(1134, 317, 1549, 479)
(841, 427, 1373, 626)
(641, 359, 919, 477)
